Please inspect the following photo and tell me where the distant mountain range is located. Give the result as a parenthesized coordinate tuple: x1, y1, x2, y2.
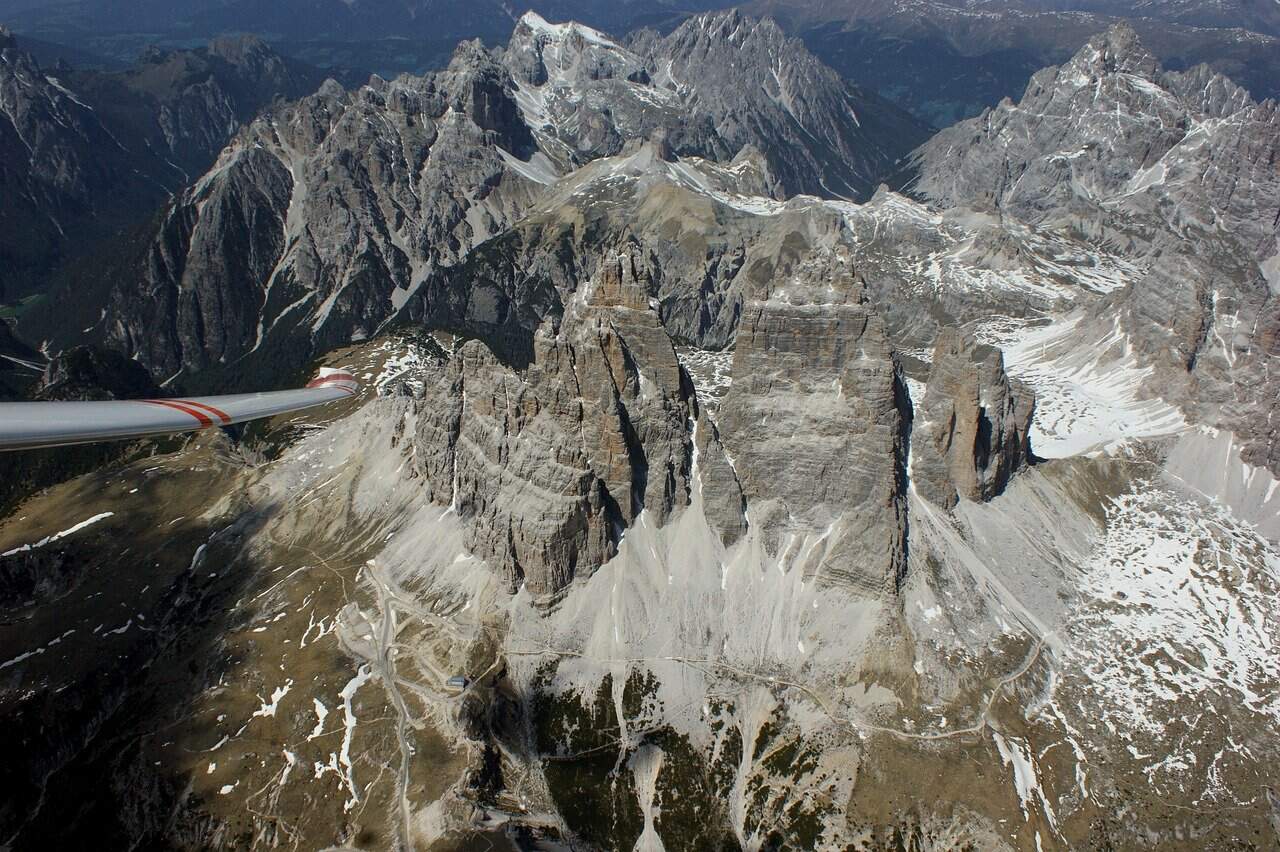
(11, 10, 930, 390)
(746, 0, 1280, 124)
(1, 12, 1279, 849)
(0, 0, 722, 70)
(3, 0, 1279, 127)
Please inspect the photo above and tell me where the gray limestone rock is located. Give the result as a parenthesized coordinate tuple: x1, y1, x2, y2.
(909, 22, 1280, 476)
(693, 410, 748, 547)
(96, 40, 551, 383)
(412, 250, 694, 596)
(911, 328, 1035, 509)
(644, 10, 934, 201)
(717, 258, 910, 594)
(502, 12, 726, 168)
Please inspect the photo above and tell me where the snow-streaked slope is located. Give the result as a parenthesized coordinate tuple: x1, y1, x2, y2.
(1061, 477, 1280, 799)
(976, 314, 1187, 458)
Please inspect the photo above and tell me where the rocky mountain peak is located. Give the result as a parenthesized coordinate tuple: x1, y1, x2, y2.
(662, 10, 804, 77)
(506, 9, 644, 89)
(720, 295, 909, 593)
(678, 8, 785, 47)
(410, 247, 694, 597)
(1163, 61, 1256, 118)
(909, 22, 1280, 482)
(513, 10, 620, 51)
(316, 77, 346, 99)
(590, 251, 651, 312)
(910, 23, 1266, 224)
(1080, 22, 1160, 79)
(439, 39, 534, 154)
(648, 10, 934, 200)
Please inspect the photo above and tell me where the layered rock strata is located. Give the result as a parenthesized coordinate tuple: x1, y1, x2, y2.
(717, 263, 910, 595)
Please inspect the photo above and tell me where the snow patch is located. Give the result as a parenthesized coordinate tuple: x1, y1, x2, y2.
(992, 730, 1057, 829)
(252, 679, 294, 719)
(2, 512, 114, 556)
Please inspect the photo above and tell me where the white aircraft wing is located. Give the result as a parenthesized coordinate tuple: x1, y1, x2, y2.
(0, 368, 359, 452)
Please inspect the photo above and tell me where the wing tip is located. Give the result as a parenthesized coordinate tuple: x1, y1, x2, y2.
(307, 367, 359, 395)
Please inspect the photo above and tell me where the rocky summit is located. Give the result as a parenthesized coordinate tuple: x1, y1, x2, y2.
(1, 12, 1279, 852)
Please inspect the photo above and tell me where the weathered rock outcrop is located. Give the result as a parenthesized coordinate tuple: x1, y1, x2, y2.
(911, 24, 1279, 253)
(693, 411, 748, 547)
(502, 10, 931, 200)
(0, 34, 160, 300)
(414, 252, 694, 596)
(503, 13, 726, 168)
(90, 41, 550, 384)
(911, 328, 1035, 509)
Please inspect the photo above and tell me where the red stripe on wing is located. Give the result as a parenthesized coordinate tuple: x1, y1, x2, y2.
(172, 399, 232, 425)
(139, 399, 215, 428)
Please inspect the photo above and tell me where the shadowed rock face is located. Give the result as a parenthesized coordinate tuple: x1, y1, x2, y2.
(0, 31, 349, 301)
(94, 41, 549, 383)
(693, 411, 748, 547)
(912, 328, 1035, 509)
(33, 346, 162, 402)
(413, 251, 694, 596)
(0, 321, 38, 399)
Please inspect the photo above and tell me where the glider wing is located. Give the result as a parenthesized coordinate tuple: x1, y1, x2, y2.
(0, 368, 358, 452)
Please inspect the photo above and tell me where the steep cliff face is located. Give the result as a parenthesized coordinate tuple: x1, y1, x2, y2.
(97, 43, 549, 383)
(717, 256, 911, 594)
(912, 327, 1035, 509)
